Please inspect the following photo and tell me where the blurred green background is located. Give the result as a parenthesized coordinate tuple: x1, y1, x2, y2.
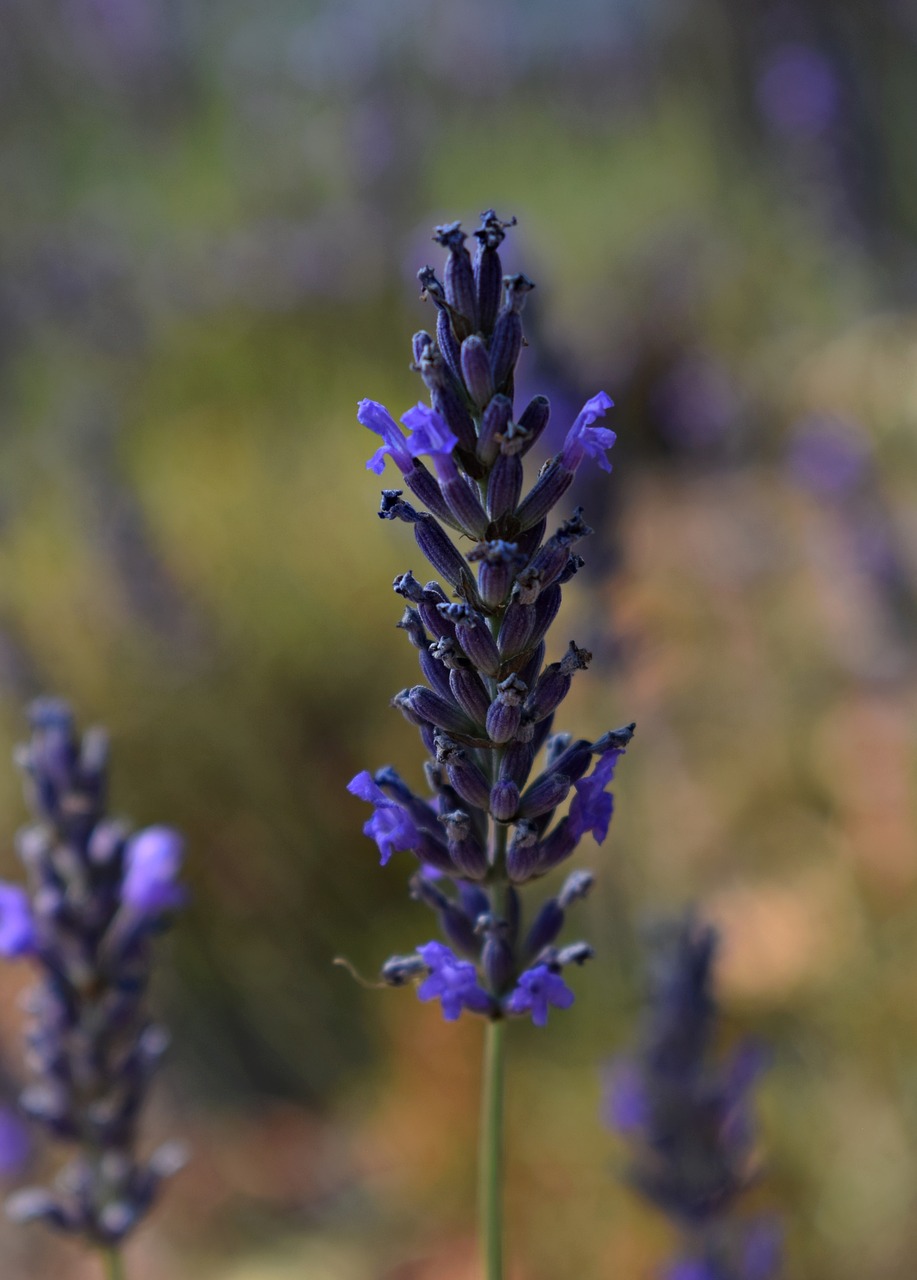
(1, 1, 916, 1276)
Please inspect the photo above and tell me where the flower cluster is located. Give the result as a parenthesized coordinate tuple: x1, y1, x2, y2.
(606, 914, 780, 1280)
(349, 212, 633, 1024)
(0, 699, 186, 1245)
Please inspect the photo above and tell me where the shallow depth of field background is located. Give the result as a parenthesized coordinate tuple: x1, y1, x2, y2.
(1, 2, 916, 1277)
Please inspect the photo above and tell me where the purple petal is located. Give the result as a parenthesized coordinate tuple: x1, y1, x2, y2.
(121, 827, 186, 915)
(561, 391, 616, 473)
(0, 884, 37, 959)
(401, 402, 458, 460)
(358, 398, 411, 473)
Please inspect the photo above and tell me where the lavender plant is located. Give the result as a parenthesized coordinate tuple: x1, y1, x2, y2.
(606, 914, 780, 1280)
(348, 211, 633, 1276)
(0, 699, 186, 1280)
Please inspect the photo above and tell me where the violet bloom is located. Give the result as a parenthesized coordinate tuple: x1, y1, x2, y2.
(347, 770, 421, 865)
(2, 700, 186, 1248)
(358, 398, 412, 474)
(402, 402, 459, 462)
(504, 965, 574, 1027)
(121, 826, 186, 915)
(0, 1107, 30, 1179)
(560, 391, 616, 473)
(568, 744, 625, 845)
(416, 942, 493, 1021)
(0, 885, 36, 959)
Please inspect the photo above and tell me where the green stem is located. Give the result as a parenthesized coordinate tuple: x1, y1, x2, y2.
(479, 1017, 506, 1280)
(101, 1247, 126, 1280)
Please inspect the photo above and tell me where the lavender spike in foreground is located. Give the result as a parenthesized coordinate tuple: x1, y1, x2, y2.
(347, 211, 631, 1025)
(605, 913, 781, 1280)
(0, 700, 186, 1248)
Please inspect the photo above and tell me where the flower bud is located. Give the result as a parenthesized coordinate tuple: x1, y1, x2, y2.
(490, 779, 520, 822)
(486, 453, 523, 522)
(460, 335, 494, 409)
(477, 394, 513, 465)
(473, 209, 515, 334)
(486, 676, 528, 745)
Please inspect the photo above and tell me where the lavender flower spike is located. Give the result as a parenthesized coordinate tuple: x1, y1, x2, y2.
(606, 913, 780, 1280)
(2, 699, 187, 1253)
(348, 212, 633, 1278)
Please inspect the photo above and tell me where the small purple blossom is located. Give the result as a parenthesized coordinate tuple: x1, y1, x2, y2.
(504, 964, 574, 1027)
(416, 941, 492, 1021)
(358, 398, 412, 475)
(121, 827, 186, 916)
(347, 770, 421, 865)
(0, 884, 36, 959)
(560, 391, 616, 473)
(568, 748, 623, 844)
(401, 402, 458, 461)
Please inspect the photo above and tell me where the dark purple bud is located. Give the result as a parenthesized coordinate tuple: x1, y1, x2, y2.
(486, 453, 523, 522)
(6, 1188, 72, 1231)
(434, 222, 478, 334)
(514, 458, 575, 531)
(418, 345, 477, 454)
(417, 580, 453, 638)
(506, 820, 541, 883)
(514, 517, 547, 562)
(482, 934, 515, 994)
(525, 899, 565, 958)
(544, 738, 593, 785)
(490, 779, 520, 822)
(486, 676, 527, 744)
(442, 604, 502, 676)
(558, 870, 595, 908)
(529, 586, 562, 648)
(498, 599, 534, 658)
(440, 810, 488, 880)
(490, 274, 535, 393)
(404, 461, 460, 527)
(516, 396, 551, 456)
(535, 816, 578, 872)
(559, 554, 585, 584)
(439, 471, 490, 540)
(412, 330, 434, 365)
(393, 569, 425, 602)
(460, 335, 494, 408)
(525, 642, 590, 722)
(477, 395, 513, 466)
(468, 540, 526, 609)
(449, 667, 491, 725)
(392, 688, 427, 727)
(435, 736, 491, 810)
(516, 640, 546, 691)
(406, 686, 476, 737)
(436, 308, 463, 384)
(473, 209, 515, 333)
(418, 646, 454, 701)
(408, 512, 474, 591)
(121, 827, 185, 917)
(528, 508, 593, 589)
(519, 770, 571, 819)
(499, 739, 535, 790)
(382, 953, 428, 986)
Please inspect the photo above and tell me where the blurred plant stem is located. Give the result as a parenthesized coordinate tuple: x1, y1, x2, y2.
(479, 1017, 506, 1280)
(102, 1247, 126, 1280)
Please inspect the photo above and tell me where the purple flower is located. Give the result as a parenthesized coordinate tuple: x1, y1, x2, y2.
(401, 402, 458, 461)
(121, 827, 186, 916)
(756, 43, 841, 138)
(347, 770, 421, 865)
(504, 964, 574, 1026)
(358, 399, 412, 475)
(416, 941, 492, 1021)
(0, 884, 36, 959)
(786, 415, 871, 497)
(567, 747, 623, 844)
(0, 1106, 31, 1177)
(560, 392, 616, 473)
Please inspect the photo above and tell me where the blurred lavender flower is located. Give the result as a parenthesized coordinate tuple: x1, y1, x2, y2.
(1, 700, 186, 1249)
(606, 913, 780, 1280)
(347, 212, 634, 1031)
(756, 43, 841, 139)
(786, 414, 871, 497)
(0, 1106, 31, 1180)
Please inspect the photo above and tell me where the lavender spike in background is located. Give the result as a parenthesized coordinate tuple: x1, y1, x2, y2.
(0, 700, 186, 1251)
